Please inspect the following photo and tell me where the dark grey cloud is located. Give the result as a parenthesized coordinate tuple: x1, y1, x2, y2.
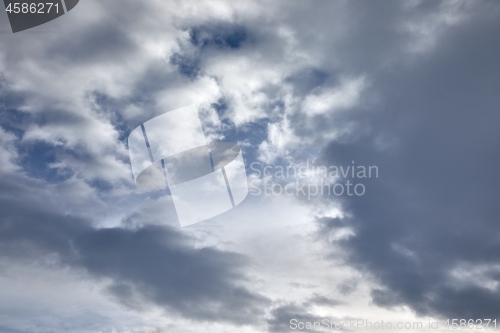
(337, 279, 358, 296)
(0, 166, 268, 326)
(46, 21, 135, 64)
(267, 303, 324, 333)
(267, 303, 323, 332)
(267, 295, 342, 333)
(317, 0, 500, 321)
(170, 21, 249, 79)
(73, 226, 268, 323)
(285, 68, 330, 97)
(0, 324, 26, 333)
(170, 51, 201, 80)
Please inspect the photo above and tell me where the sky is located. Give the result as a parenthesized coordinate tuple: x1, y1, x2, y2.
(0, 0, 499, 332)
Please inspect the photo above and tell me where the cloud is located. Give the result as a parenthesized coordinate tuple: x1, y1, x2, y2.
(267, 303, 324, 333)
(0, 147, 268, 327)
(75, 226, 269, 324)
(315, 1, 500, 320)
(302, 77, 367, 116)
(267, 294, 342, 333)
